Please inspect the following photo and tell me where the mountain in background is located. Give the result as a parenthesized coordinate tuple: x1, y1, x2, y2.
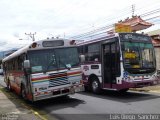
(0, 49, 18, 60)
(0, 52, 4, 59)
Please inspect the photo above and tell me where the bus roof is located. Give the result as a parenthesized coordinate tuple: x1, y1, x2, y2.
(2, 38, 76, 62)
(76, 32, 150, 46)
(76, 33, 118, 46)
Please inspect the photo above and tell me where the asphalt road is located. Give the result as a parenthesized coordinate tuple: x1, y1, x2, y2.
(1, 75, 160, 120)
(31, 91, 160, 120)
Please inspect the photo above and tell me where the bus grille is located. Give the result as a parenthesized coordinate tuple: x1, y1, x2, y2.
(48, 72, 70, 87)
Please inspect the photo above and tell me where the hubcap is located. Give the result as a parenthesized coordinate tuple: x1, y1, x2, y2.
(92, 81, 98, 91)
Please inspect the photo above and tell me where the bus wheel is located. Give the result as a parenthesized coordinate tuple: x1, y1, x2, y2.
(7, 81, 12, 91)
(21, 85, 27, 100)
(91, 77, 101, 94)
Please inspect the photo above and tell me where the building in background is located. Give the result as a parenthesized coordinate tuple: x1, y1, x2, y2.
(117, 16, 153, 32)
(147, 29, 160, 71)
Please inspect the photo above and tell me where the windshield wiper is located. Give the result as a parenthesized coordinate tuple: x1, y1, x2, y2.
(44, 55, 57, 73)
(58, 56, 71, 70)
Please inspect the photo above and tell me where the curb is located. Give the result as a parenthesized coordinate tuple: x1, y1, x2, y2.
(130, 88, 160, 93)
(0, 87, 47, 120)
(21, 103, 48, 120)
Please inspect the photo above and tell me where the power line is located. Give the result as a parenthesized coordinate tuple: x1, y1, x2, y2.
(70, 7, 160, 40)
(141, 8, 160, 17)
(132, 4, 135, 17)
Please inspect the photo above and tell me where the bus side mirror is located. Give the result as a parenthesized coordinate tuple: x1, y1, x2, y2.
(24, 60, 31, 69)
(80, 55, 85, 62)
(24, 60, 31, 74)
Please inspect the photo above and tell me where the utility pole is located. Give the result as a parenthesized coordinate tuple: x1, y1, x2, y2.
(132, 4, 135, 17)
(25, 32, 36, 41)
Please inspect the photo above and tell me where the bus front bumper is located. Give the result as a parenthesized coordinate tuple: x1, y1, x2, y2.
(72, 84, 84, 93)
(33, 84, 84, 101)
(122, 80, 154, 89)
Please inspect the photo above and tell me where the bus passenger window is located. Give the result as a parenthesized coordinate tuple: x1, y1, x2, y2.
(87, 43, 100, 62)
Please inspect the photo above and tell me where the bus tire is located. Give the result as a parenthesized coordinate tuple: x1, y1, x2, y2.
(7, 80, 12, 91)
(21, 85, 27, 100)
(91, 77, 101, 94)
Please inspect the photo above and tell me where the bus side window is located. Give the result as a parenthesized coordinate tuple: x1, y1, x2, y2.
(18, 55, 25, 70)
(78, 46, 83, 54)
(84, 45, 88, 61)
(12, 59, 16, 70)
(88, 43, 100, 62)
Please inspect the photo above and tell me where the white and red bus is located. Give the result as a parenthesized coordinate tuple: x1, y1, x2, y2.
(77, 32, 157, 93)
(2, 38, 84, 101)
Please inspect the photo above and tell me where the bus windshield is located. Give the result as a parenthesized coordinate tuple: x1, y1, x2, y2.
(28, 47, 79, 73)
(121, 41, 156, 74)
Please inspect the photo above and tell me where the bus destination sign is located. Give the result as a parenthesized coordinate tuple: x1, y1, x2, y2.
(42, 40, 64, 47)
(119, 33, 151, 42)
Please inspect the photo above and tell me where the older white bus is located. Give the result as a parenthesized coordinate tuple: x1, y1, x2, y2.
(2, 38, 84, 101)
(78, 32, 157, 93)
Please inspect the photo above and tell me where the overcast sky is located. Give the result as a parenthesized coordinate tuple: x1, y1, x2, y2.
(0, 0, 160, 51)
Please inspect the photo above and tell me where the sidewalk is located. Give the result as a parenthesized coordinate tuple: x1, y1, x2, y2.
(130, 85, 160, 93)
(0, 85, 42, 120)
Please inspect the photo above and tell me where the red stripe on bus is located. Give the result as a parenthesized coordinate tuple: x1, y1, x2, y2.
(49, 73, 67, 79)
(68, 71, 81, 76)
(32, 71, 81, 81)
(32, 76, 49, 81)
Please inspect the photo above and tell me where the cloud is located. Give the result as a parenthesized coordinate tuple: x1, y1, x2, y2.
(0, 33, 31, 51)
(0, 0, 160, 51)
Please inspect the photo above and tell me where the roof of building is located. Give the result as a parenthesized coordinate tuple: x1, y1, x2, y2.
(118, 16, 153, 32)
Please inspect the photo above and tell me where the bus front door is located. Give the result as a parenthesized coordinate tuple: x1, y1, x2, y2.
(102, 41, 119, 88)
